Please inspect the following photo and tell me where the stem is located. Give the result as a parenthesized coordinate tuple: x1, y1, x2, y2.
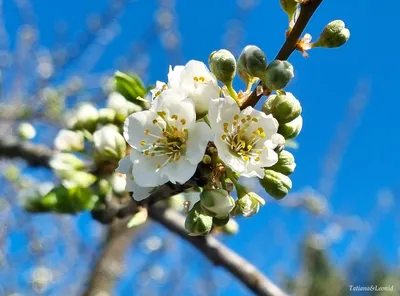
(225, 81, 239, 101)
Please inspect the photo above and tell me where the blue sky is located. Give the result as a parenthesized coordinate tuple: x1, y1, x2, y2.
(2, 0, 399, 294)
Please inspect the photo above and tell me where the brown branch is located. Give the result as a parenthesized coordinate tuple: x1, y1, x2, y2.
(241, 0, 324, 109)
(149, 204, 287, 296)
(0, 137, 287, 295)
(82, 218, 144, 296)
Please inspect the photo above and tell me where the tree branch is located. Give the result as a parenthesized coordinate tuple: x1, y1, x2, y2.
(82, 218, 144, 296)
(241, 0, 324, 109)
(149, 204, 287, 296)
(0, 137, 287, 295)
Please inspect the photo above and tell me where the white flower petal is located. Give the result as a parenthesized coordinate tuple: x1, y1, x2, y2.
(130, 150, 169, 187)
(116, 155, 133, 175)
(168, 65, 184, 89)
(163, 159, 197, 184)
(209, 97, 240, 132)
(185, 122, 212, 165)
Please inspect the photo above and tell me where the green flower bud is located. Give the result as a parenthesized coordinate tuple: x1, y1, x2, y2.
(75, 103, 99, 132)
(263, 60, 294, 91)
(114, 71, 147, 104)
(314, 20, 350, 48)
(213, 215, 230, 227)
(233, 185, 265, 218)
(237, 45, 267, 83)
(200, 188, 235, 218)
(262, 92, 302, 124)
(259, 169, 292, 200)
(280, 0, 298, 21)
(221, 219, 239, 235)
(18, 122, 36, 140)
(98, 108, 116, 124)
(270, 150, 296, 175)
(278, 115, 303, 139)
(185, 203, 213, 236)
(209, 49, 236, 85)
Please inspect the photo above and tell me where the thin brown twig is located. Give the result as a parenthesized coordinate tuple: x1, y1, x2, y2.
(241, 0, 324, 109)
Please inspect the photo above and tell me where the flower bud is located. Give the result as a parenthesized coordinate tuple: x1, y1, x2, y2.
(18, 122, 36, 140)
(107, 92, 141, 123)
(314, 20, 350, 49)
(114, 71, 147, 103)
(263, 60, 294, 91)
(262, 92, 302, 124)
(109, 173, 127, 195)
(49, 153, 85, 172)
(93, 125, 126, 160)
(209, 49, 236, 85)
(259, 169, 292, 200)
(200, 188, 235, 218)
(54, 129, 84, 152)
(237, 45, 267, 83)
(75, 103, 99, 131)
(280, 0, 298, 21)
(278, 115, 303, 139)
(185, 203, 213, 236)
(270, 150, 296, 175)
(98, 108, 116, 124)
(221, 219, 239, 235)
(272, 133, 286, 153)
(213, 215, 230, 227)
(234, 185, 265, 217)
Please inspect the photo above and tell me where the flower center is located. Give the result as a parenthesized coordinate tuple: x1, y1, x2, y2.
(139, 112, 188, 169)
(220, 114, 266, 163)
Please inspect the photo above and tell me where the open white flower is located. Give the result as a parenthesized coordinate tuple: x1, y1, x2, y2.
(54, 129, 84, 152)
(168, 60, 219, 118)
(116, 155, 153, 201)
(209, 96, 279, 178)
(124, 88, 212, 187)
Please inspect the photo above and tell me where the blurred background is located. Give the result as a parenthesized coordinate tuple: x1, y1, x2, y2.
(0, 0, 399, 295)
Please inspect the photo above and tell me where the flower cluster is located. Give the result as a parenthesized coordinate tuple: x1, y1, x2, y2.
(120, 45, 304, 235)
(21, 4, 350, 236)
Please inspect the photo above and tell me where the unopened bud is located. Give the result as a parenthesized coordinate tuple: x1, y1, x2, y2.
(314, 20, 350, 48)
(280, 0, 298, 21)
(107, 92, 141, 123)
(270, 150, 296, 175)
(209, 49, 236, 85)
(93, 125, 126, 160)
(185, 203, 213, 236)
(263, 60, 294, 91)
(237, 45, 267, 83)
(278, 115, 303, 139)
(221, 219, 239, 235)
(18, 122, 36, 140)
(54, 129, 84, 152)
(259, 169, 292, 200)
(98, 108, 116, 124)
(213, 215, 230, 227)
(200, 188, 235, 218)
(262, 92, 302, 124)
(75, 103, 99, 131)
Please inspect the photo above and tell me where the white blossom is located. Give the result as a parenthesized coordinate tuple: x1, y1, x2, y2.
(208, 96, 279, 178)
(167, 61, 219, 117)
(124, 88, 212, 187)
(150, 81, 168, 99)
(116, 155, 153, 201)
(54, 129, 84, 151)
(93, 125, 126, 159)
(76, 103, 99, 125)
(18, 122, 36, 140)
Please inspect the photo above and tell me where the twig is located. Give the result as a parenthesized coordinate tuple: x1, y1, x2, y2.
(149, 204, 287, 296)
(241, 0, 324, 109)
(0, 137, 287, 296)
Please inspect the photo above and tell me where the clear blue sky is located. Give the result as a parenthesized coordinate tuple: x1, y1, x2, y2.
(3, 0, 399, 294)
